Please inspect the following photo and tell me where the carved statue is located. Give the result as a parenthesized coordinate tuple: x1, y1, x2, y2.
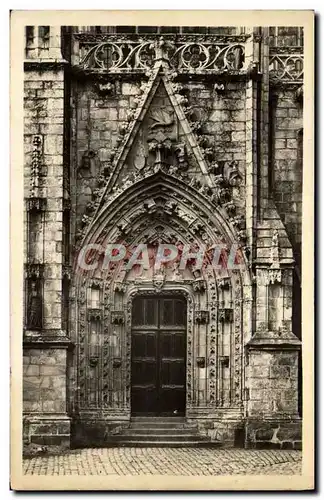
(27, 280, 42, 329)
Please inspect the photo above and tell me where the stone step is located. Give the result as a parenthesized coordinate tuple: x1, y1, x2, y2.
(111, 417, 212, 447)
(126, 428, 198, 435)
(129, 418, 197, 429)
(129, 422, 198, 429)
(105, 440, 221, 448)
(114, 434, 207, 442)
(131, 417, 185, 422)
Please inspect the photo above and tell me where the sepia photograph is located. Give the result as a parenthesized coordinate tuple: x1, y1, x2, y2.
(10, 10, 314, 490)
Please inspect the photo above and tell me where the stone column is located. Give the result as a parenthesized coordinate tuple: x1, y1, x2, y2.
(245, 265, 301, 449)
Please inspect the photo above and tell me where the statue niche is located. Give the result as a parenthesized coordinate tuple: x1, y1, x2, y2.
(26, 278, 43, 329)
(147, 108, 176, 168)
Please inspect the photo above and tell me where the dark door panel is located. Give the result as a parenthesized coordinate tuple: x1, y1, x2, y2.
(131, 296, 186, 416)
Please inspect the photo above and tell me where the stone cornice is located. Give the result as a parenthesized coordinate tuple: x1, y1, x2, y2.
(246, 330, 301, 350)
(23, 329, 74, 349)
(253, 259, 295, 268)
(24, 59, 69, 71)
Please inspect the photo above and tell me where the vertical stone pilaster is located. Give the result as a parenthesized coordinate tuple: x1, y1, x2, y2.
(244, 28, 259, 253)
(23, 26, 72, 453)
(259, 28, 271, 216)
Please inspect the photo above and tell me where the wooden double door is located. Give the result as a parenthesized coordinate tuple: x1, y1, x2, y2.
(131, 296, 187, 416)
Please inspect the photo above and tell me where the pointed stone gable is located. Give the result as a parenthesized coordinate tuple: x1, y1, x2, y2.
(118, 80, 205, 184)
(92, 63, 215, 222)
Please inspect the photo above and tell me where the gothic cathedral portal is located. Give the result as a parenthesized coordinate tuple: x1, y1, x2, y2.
(23, 25, 303, 451)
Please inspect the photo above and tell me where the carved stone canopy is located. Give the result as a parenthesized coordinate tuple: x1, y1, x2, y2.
(111, 311, 125, 325)
(25, 197, 47, 212)
(192, 278, 206, 293)
(25, 263, 44, 280)
(195, 310, 209, 324)
(218, 308, 234, 323)
(87, 308, 102, 321)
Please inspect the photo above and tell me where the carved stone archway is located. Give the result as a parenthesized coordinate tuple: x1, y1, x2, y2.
(70, 169, 251, 422)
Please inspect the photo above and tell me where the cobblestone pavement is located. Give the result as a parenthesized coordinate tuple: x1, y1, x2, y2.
(23, 448, 302, 476)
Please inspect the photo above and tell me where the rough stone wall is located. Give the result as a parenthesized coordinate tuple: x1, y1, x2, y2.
(247, 350, 299, 417)
(245, 420, 302, 450)
(23, 348, 67, 414)
(186, 81, 246, 211)
(24, 67, 65, 329)
(23, 348, 70, 452)
(271, 88, 303, 269)
(72, 79, 144, 234)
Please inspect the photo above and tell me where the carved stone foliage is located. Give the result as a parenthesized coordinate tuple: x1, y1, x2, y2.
(77, 35, 248, 74)
(152, 268, 166, 290)
(214, 83, 225, 93)
(30, 134, 43, 196)
(267, 269, 282, 285)
(79, 150, 97, 172)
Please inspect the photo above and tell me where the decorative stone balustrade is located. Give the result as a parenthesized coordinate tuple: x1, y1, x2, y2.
(269, 46, 303, 84)
(74, 34, 249, 74)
